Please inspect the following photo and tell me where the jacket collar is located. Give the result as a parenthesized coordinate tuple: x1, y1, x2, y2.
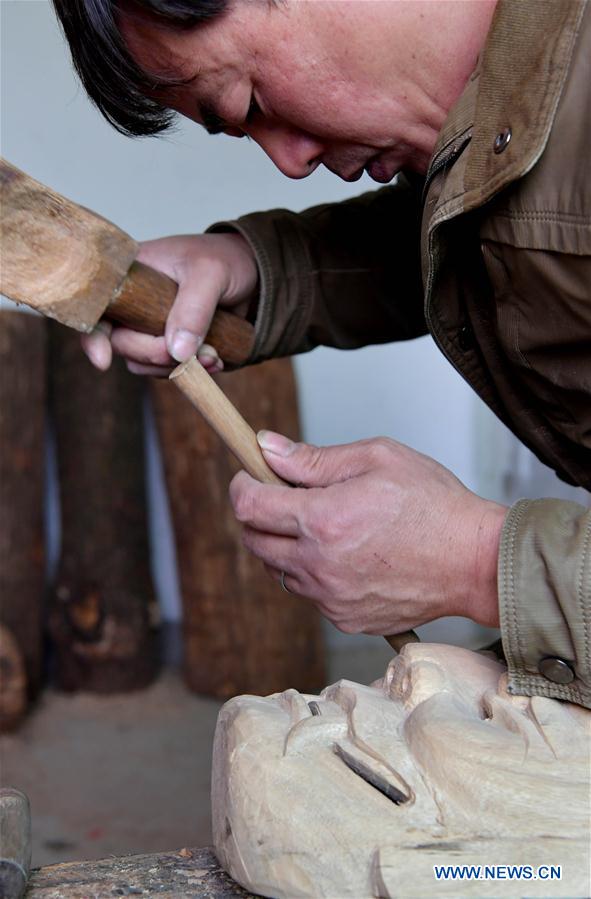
(427, 0, 587, 221)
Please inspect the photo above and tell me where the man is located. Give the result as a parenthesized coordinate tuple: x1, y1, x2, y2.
(53, 0, 590, 707)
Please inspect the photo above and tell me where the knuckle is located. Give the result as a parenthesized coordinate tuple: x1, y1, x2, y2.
(323, 567, 346, 599)
(306, 503, 343, 544)
(312, 515, 338, 545)
(187, 252, 227, 293)
(240, 526, 252, 549)
(305, 444, 327, 477)
(241, 527, 258, 556)
(233, 493, 252, 524)
(365, 437, 395, 466)
(320, 599, 357, 634)
(229, 473, 253, 522)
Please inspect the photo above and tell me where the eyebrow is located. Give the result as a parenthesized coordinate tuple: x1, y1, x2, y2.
(199, 101, 229, 135)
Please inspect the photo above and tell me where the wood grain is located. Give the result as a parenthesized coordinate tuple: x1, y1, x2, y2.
(0, 158, 137, 333)
(26, 847, 257, 898)
(151, 358, 326, 699)
(0, 311, 46, 729)
(47, 322, 159, 692)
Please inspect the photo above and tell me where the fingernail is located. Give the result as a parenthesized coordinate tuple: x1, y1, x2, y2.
(89, 350, 109, 371)
(257, 430, 295, 456)
(197, 343, 220, 364)
(87, 337, 110, 371)
(169, 329, 202, 362)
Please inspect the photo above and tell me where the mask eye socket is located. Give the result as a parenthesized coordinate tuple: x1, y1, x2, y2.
(334, 742, 410, 805)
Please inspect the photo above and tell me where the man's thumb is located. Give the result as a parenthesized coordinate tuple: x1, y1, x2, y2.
(256, 431, 364, 487)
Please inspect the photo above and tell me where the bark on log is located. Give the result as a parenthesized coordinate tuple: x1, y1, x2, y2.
(0, 625, 27, 732)
(151, 359, 325, 698)
(0, 311, 46, 729)
(47, 322, 159, 692)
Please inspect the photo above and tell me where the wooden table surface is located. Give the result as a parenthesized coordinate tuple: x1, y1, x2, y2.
(26, 846, 260, 898)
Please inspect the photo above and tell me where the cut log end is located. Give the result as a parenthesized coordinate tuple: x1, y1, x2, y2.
(169, 358, 193, 380)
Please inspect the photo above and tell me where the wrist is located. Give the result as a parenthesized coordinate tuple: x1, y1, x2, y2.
(462, 500, 507, 627)
(216, 231, 260, 307)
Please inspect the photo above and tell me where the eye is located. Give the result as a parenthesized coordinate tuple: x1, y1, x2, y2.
(245, 93, 261, 124)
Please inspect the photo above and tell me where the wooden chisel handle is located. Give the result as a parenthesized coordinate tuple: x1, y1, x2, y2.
(385, 630, 420, 653)
(170, 357, 285, 484)
(171, 357, 418, 650)
(108, 261, 255, 367)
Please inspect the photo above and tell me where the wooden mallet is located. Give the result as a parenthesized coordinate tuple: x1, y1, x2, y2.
(0, 158, 417, 653)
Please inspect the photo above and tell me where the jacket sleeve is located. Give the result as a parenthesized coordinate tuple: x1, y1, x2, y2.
(499, 497, 591, 707)
(207, 176, 427, 365)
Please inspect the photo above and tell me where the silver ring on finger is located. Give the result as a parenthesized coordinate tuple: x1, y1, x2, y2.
(280, 570, 293, 594)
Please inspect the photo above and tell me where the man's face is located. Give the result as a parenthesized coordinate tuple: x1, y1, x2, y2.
(120, 0, 429, 181)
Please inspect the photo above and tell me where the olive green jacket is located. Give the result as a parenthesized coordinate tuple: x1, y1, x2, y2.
(211, 0, 591, 706)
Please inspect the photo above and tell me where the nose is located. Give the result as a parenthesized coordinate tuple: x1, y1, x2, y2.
(249, 123, 324, 179)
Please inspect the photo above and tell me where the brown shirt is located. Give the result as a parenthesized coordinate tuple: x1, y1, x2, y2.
(210, 0, 591, 706)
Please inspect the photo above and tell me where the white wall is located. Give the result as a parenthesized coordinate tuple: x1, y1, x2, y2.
(4, 1, 583, 652)
(1, 1, 479, 480)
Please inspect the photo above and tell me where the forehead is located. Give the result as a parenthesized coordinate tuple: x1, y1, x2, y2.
(119, 3, 254, 83)
(118, 2, 258, 123)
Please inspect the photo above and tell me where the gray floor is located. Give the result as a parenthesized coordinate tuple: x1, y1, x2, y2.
(1, 642, 395, 869)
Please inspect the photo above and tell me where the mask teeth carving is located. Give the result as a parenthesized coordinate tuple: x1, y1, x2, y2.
(333, 742, 409, 805)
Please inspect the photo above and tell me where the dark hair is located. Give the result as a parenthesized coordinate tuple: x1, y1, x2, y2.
(52, 0, 229, 136)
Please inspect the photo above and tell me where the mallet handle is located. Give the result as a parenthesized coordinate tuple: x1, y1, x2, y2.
(109, 261, 255, 367)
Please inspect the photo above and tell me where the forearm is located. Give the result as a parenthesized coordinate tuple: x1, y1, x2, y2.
(208, 177, 427, 365)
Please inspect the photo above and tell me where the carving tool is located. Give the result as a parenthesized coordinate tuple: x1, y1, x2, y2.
(172, 358, 418, 652)
(0, 157, 417, 653)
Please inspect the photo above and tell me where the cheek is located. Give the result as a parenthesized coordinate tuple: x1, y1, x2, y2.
(263, 80, 350, 138)
(263, 66, 376, 144)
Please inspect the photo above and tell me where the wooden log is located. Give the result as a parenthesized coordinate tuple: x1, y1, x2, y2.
(26, 846, 257, 898)
(47, 322, 159, 692)
(0, 625, 27, 732)
(0, 310, 46, 729)
(151, 358, 326, 699)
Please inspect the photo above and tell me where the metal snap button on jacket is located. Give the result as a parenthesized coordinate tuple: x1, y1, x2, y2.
(538, 657, 575, 684)
(493, 127, 512, 153)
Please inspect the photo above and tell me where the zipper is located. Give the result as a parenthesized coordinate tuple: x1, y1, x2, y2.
(422, 130, 472, 205)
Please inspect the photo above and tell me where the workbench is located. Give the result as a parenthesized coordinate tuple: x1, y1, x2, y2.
(25, 847, 259, 898)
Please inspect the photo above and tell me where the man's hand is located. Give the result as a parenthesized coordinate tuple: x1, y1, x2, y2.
(82, 232, 259, 374)
(229, 432, 507, 635)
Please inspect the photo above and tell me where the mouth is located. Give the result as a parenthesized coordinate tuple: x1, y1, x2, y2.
(328, 164, 365, 182)
(327, 153, 396, 185)
(365, 154, 395, 184)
